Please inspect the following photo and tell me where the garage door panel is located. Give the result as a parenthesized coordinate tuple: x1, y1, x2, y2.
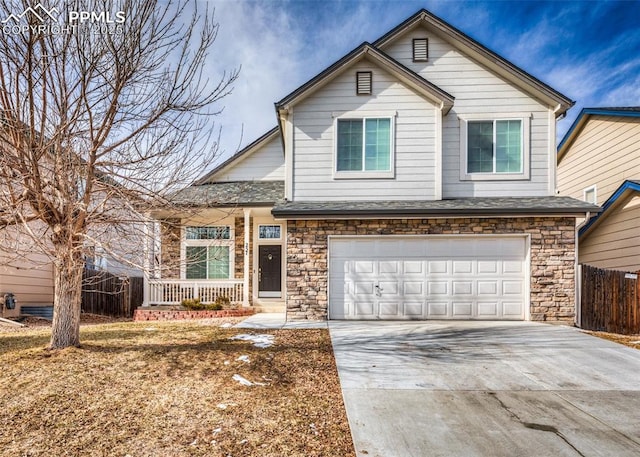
(478, 260, 498, 274)
(428, 260, 448, 274)
(503, 260, 523, 273)
(404, 282, 424, 295)
(379, 261, 399, 274)
(503, 281, 524, 295)
(355, 302, 375, 316)
(329, 237, 527, 320)
(452, 281, 473, 295)
(452, 302, 473, 317)
(503, 302, 524, 316)
(478, 281, 498, 295)
(355, 261, 374, 274)
(478, 302, 498, 316)
(428, 281, 448, 295)
(403, 261, 424, 274)
(427, 302, 448, 317)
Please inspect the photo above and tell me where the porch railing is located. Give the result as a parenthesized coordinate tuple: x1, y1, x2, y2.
(147, 279, 244, 306)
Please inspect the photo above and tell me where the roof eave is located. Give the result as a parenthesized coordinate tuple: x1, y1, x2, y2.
(579, 181, 640, 238)
(272, 207, 594, 220)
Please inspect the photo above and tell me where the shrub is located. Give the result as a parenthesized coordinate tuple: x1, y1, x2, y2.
(205, 302, 223, 311)
(214, 296, 231, 308)
(181, 298, 204, 310)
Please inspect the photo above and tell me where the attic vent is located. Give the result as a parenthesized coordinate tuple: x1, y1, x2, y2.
(413, 38, 428, 62)
(356, 71, 372, 95)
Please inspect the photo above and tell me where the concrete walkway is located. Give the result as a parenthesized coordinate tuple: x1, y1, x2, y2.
(234, 312, 328, 329)
(329, 321, 640, 457)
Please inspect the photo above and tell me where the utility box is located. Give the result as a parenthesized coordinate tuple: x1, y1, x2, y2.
(3, 293, 16, 310)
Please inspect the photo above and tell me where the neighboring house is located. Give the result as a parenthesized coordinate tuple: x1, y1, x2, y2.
(557, 107, 640, 271)
(146, 9, 596, 322)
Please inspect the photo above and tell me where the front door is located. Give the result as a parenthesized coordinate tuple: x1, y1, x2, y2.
(258, 245, 282, 298)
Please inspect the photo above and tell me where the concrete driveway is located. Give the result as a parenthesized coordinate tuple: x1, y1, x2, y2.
(329, 321, 640, 457)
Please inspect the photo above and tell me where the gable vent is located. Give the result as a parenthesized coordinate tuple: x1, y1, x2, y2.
(356, 71, 372, 95)
(413, 38, 428, 62)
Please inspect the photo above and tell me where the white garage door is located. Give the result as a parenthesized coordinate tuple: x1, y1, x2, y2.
(329, 236, 527, 320)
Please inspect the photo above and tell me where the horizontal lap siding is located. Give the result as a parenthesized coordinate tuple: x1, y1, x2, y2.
(580, 196, 640, 271)
(216, 136, 284, 181)
(383, 28, 552, 198)
(292, 60, 437, 201)
(558, 116, 640, 204)
(0, 250, 54, 306)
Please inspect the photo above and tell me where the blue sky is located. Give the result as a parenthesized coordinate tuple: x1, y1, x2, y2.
(206, 0, 640, 162)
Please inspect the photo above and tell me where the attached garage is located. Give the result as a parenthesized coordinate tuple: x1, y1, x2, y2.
(328, 236, 528, 320)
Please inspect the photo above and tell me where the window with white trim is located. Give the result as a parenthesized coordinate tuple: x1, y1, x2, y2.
(460, 115, 530, 181)
(259, 225, 281, 239)
(184, 225, 233, 280)
(583, 185, 597, 204)
(335, 117, 393, 177)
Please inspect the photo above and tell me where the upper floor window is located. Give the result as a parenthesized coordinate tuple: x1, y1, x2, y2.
(335, 116, 394, 178)
(460, 114, 530, 181)
(583, 185, 597, 204)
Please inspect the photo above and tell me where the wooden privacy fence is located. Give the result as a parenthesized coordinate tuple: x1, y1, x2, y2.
(580, 264, 640, 334)
(82, 268, 144, 318)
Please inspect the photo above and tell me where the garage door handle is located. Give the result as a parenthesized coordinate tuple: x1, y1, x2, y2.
(375, 284, 383, 296)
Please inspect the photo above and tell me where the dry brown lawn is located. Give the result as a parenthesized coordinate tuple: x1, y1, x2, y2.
(0, 320, 354, 457)
(586, 330, 640, 350)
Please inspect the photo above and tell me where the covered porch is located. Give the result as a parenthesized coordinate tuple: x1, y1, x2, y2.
(141, 181, 286, 312)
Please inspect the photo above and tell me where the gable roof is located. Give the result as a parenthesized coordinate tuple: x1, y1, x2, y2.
(579, 179, 640, 238)
(373, 9, 573, 116)
(275, 42, 455, 114)
(195, 127, 280, 185)
(557, 107, 640, 162)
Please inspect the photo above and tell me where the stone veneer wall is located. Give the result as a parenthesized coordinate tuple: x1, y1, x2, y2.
(160, 219, 181, 278)
(286, 217, 576, 321)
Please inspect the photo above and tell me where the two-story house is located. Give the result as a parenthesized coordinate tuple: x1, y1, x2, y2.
(146, 9, 596, 322)
(557, 107, 640, 271)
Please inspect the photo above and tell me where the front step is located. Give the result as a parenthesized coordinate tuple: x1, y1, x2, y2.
(253, 303, 286, 314)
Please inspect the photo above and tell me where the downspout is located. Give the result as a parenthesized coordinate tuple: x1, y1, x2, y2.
(574, 211, 591, 328)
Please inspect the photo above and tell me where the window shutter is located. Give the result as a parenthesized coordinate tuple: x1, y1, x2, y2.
(413, 38, 428, 62)
(356, 71, 372, 95)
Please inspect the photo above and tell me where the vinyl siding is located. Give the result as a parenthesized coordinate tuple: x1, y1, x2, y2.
(292, 60, 437, 201)
(580, 196, 640, 271)
(0, 249, 54, 317)
(215, 136, 284, 182)
(382, 26, 553, 197)
(558, 116, 640, 204)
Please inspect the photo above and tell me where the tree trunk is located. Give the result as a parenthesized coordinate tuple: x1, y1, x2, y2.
(50, 247, 84, 349)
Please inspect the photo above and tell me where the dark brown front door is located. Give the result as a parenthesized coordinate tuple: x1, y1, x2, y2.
(258, 245, 282, 297)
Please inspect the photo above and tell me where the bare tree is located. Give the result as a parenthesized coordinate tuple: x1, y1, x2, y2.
(0, 0, 237, 348)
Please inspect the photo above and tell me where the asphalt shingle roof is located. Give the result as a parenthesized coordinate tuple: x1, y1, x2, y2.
(272, 196, 599, 218)
(170, 181, 284, 207)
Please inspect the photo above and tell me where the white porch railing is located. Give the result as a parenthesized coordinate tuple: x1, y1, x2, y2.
(147, 279, 244, 306)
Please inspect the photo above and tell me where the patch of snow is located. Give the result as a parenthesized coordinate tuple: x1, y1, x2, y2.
(144, 327, 157, 331)
(236, 355, 250, 363)
(239, 439, 248, 444)
(190, 439, 198, 446)
(213, 427, 222, 435)
(229, 333, 274, 348)
(232, 374, 266, 386)
(224, 360, 230, 365)
(220, 322, 233, 328)
(217, 403, 228, 409)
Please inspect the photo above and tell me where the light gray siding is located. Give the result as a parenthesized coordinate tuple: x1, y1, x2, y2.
(292, 60, 438, 201)
(382, 26, 554, 197)
(215, 136, 284, 182)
